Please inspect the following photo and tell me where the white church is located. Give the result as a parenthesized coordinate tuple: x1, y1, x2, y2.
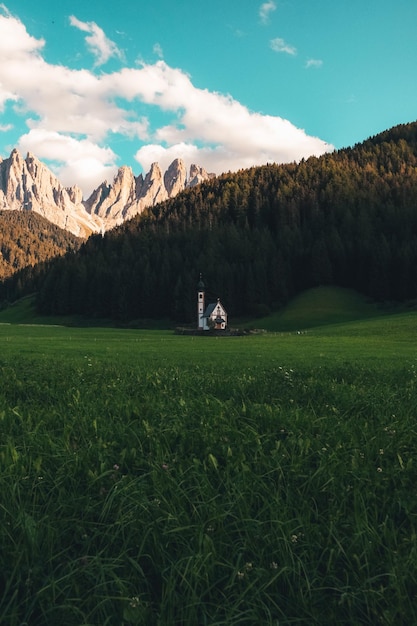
(197, 275, 228, 331)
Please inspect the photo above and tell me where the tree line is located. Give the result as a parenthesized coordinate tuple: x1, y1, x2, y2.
(0, 210, 82, 281)
(2, 121, 417, 322)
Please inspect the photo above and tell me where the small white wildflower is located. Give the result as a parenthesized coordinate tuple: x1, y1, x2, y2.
(129, 596, 140, 608)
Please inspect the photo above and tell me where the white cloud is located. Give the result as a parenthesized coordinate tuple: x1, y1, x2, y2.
(134, 142, 203, 174)
(130, 62, 331, 175)
(0, 87, 18, 111)
(259, 1, 276, 25)
(0, 6, 44, 58)
(18, 129, 118, 195)
(270, 37, 297, 55)
(0, 9, 332, 196)
(153, 42, 164, 59)
(0, 123, 12, 132)
(306, 58, 323, 69)
(69, 15, 123, 66)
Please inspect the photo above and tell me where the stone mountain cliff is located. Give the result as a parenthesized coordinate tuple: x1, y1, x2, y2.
(0, 149, 99, 238)
(84, 158, 214, 230)
(0, 150, 214, 237)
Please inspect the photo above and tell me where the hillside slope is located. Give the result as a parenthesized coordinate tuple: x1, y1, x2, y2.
(0, 210, 83, 281)
(2, 121, 417, 322)
(253, 286, 382, 332)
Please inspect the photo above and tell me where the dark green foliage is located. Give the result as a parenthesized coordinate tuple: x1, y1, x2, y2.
(1, 322, 417, 624)
(0, 211, 83, 306)
(3, 121, 417, 321)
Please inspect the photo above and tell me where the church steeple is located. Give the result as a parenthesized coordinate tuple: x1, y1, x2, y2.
(197, 273, 205, 329)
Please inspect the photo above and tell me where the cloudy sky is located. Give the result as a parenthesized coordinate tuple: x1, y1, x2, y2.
(0, 1, 415, 196)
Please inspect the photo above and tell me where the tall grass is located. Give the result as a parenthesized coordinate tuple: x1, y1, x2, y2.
(1, 320, 417, 624)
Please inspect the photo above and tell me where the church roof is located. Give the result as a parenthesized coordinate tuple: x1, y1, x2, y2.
(202, 303, 217, 317)
(202, 300, 227, 318)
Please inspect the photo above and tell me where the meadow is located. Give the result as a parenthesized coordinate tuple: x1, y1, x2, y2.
(1, 308, 417, 624)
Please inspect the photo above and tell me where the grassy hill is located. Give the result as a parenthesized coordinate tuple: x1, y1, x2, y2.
(4, 121, 417, 323)
(249, 286, 383, 332)
(0, 286, 392, 332)
(0, 294, 173, 329)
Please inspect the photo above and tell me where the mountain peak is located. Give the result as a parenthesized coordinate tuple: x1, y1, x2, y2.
(189, 163, 214, 187)
(84, 157, 213, 229)
(0, 149, 100, 237)
(9, 148, 24, 167)
(164, 158, 187, 197)
(0, 149, 214, 235)
(26, 151, 40, 162)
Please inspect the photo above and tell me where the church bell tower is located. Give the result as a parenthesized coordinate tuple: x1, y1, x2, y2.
(197, 274, 205, 329)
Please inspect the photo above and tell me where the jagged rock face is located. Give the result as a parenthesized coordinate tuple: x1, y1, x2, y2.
(122, 163, 168, 224)
(0, 149, 214, 236)
(84, 162, 169, 228)
(139, 162, 169, 205)
(85, 166, 137, 224)
(86, 158, 213, 229)
(0, 149, 101, 237)
(164, 158, 187, 197)
(188, 163, 213, 187)
(67, 185, 84, 206)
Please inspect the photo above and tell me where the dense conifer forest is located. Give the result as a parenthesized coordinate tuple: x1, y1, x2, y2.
(1, 121, 417, 322)
(0, 211, 83, 281)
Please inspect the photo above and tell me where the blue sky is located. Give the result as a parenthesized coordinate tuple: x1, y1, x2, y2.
(0, 1, 416, 196)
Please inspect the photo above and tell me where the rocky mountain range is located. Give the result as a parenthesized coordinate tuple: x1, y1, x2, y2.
(0, 149, 214, 238)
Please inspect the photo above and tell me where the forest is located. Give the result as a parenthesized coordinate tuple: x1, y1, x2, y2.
(0, 210, 82, 281)
(1, 121, 417, 323)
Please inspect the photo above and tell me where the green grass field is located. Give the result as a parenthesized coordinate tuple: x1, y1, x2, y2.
(1, 291, 417, 624)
